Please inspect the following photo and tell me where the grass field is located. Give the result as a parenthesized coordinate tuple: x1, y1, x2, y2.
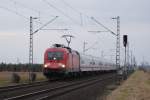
(106, 70, 150, 100)
(0, 71, 47, 87)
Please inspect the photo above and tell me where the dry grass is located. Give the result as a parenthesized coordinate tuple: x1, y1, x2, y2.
(0, 71, 47, 87)
(106, 70, 150, 100)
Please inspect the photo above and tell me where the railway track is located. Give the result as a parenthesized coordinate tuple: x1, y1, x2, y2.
(0, 80, 48, 93)
(2, 73, 116, 100)
(0, 79, 68, 99)
(0, 78, 62, 93)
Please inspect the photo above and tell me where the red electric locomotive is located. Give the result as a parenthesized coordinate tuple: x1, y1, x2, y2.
(43, 44, 80, 78)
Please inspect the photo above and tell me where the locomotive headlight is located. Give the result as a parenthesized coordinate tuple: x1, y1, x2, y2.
(61, 64, 65, 68)
(44, 64, 48, 68)
(59, 63, 65, 68)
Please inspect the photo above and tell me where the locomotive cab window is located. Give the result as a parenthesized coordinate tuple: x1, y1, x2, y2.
(48, 52, 63, 60)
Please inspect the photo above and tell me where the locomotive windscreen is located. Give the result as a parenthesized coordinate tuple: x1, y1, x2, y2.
(48, 52, 63, 60)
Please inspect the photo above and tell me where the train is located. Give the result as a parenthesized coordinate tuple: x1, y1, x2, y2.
(43, 44, 116, 78)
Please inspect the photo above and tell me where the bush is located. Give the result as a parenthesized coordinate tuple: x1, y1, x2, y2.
(11, 73, 20, 83)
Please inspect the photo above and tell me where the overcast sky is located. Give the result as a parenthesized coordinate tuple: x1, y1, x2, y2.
(0, 0, 150, 65)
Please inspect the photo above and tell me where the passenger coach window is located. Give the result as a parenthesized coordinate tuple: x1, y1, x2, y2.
(81, 60, 84, 64)
(48, 52, 63, 60)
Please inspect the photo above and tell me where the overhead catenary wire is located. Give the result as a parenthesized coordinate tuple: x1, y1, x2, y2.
(52, 0, 98, 37)
(1, 0, 116, 33)
(84, 41, 99, 52)
(0, 5, 42, 24)
(58, 0, 104, 28)
(42, 0, 81, 37)
(43, 0, 101, 31)
(9, 0, 43, 24)
(9, 0, 48, 19)
(9, 0, 42, 14)
(42, 0, 79, 25)
(59, 0, 91, 19)
(33, 16, 59, 34)
(9, 0, 58, 25)
(10, 0, 18, 13)
(2, 1, 116, 44)
(0, 5, 28, 20)
(60, 0, 118, 32)
(59, 0, 91, 26)
(60, 0, 85, 26)
(43, 0, 117, 53)
(60, 0, 81, 14)
(91, 17, 117, 36)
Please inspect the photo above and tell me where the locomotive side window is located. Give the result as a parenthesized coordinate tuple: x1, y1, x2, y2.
(48, 52, 63, 60)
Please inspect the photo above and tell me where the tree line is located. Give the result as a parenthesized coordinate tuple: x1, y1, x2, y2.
(0, 62, 42, 72)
